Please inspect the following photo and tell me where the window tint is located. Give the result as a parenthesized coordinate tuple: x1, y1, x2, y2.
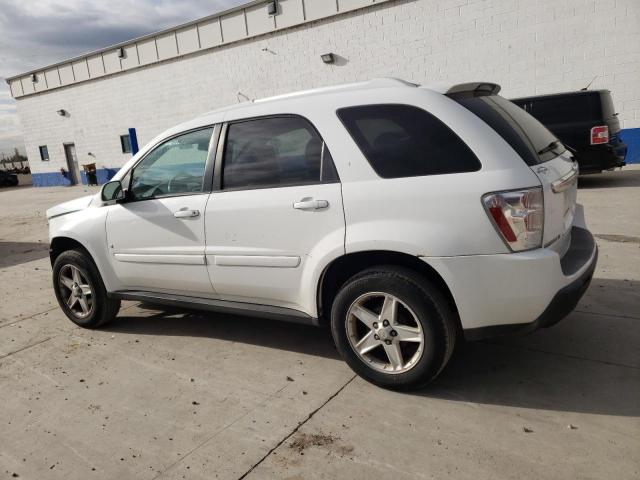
(222, 116, 336, 190)
(130, 128, 212, 199)
(120, 134, 132, 153)
(453, 95, 564, 165)
(39, 145, 49, 161)
(337, 104, 481, 178)
(513, 95, 596, 124)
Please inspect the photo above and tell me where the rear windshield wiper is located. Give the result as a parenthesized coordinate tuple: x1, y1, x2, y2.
(538, 141, 561, 155)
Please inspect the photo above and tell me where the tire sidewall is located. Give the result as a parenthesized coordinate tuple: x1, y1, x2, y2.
(331, 270, 449, 390)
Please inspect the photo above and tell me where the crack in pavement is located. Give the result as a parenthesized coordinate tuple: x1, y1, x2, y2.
(574, 309, 640, 321)
(237, 374, 357, 480)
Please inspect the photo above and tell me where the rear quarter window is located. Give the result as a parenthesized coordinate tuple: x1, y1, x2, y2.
(337, 104, 481, 178)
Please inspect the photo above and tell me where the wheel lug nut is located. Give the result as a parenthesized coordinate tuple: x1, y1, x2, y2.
(383, 320, 389, 327)
(373, 322, 378, 329)
(390, 330, 397, 337)
(385, 339, 392, 345)
(374, 334, 380, 340)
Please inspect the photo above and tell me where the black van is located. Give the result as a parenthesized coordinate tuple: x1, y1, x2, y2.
(511, 90, 627, 174)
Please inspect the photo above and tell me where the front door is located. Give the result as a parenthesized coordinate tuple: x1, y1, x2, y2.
(105, 127, 216, 296)
(205, 116, 345, 314)
(64, 143, 80, 185)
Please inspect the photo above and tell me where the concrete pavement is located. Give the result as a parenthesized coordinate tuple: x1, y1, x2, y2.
(0, 167, 638, 479)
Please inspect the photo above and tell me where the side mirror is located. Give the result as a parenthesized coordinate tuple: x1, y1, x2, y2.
(101, 180, 124, 202)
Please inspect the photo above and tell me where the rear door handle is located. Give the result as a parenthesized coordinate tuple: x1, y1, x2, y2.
(293, 199, 329, 210)
(174, 208, 200, 218)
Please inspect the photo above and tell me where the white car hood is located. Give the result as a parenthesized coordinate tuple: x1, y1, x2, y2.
(46, 195, 94, 220)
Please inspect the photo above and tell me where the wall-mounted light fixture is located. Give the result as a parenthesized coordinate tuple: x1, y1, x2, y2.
(31, 73, 38, 83)
(56, 109, 68, 117)
(321, 53, 335, 64)
(117, 47, 126, 59)
(267, 1, 278, 15)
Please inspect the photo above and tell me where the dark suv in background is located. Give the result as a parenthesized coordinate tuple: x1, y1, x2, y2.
(511, 90, 627, 174)
(0, 170, 19, 187)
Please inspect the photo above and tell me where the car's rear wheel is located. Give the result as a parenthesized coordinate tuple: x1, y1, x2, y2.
(52, 249, 120, 328)
(330, 266, 456, 390)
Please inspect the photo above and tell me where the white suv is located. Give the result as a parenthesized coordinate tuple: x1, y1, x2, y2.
(47, 79, 597, 389)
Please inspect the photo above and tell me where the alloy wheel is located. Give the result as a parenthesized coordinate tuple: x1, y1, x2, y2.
(346, 292, 425, 374)
(58, 264, 94, 319)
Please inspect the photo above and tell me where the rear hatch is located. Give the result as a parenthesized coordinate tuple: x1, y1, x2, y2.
(450, 91, 577, 253)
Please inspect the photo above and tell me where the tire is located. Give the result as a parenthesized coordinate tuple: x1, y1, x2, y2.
(52, 249, 120, 328)
(330, 266, 456, 390)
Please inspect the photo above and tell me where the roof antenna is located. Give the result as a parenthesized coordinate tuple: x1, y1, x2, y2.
(581, 75, 598, 91)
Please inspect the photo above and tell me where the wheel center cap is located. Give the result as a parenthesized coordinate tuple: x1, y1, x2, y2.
(72, 283, 81, 296)
(376, 327, 390, 341)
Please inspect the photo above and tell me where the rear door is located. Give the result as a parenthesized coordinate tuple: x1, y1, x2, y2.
(204, 116, 345, 313)
(452, 94, 577, 252)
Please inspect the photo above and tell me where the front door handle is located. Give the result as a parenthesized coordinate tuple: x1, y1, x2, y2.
(293, 199, 329, 210)
(174, 208, 200, 218)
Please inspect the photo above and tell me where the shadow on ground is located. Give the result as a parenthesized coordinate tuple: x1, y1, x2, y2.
(103, 278, 639, 418)
(578, 167, 640, 189)
(0, 241, 49, 268)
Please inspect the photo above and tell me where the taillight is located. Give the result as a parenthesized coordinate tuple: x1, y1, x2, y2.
(590, 125, 609, 145)
(483, 187, 544, 252)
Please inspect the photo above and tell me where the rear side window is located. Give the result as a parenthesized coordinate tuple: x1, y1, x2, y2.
(453, 95, 565, 165)
(222, 116, 338, 190)
(514, 95, 597, 124)
(337, 104, 480, 178)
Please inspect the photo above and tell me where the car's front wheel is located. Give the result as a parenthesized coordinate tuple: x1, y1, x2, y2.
(52, 249, 120, 328)
(330, 266, 457, 390)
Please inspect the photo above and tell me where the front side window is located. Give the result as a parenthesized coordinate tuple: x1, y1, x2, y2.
(129, 128, 213, 200)
(120, 134, 132, 154)
(337, 104, 481, 178)
(222, 116, 337, 190)
(39, 145, 49, 161)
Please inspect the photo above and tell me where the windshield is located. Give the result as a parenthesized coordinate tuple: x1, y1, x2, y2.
(452, 94, 565, 165)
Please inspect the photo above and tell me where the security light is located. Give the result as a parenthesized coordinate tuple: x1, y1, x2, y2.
(57, 109, 67, 116)
(117, 47, 126, 59)
(267, 1, 277, 15)
(321, 53, 335, 64)
(31, 73, 38, 83)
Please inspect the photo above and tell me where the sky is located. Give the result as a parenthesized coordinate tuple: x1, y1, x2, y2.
(0, 0, 246, 157)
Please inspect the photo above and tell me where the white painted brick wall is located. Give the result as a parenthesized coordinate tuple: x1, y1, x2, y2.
(16, 0, 640, 175)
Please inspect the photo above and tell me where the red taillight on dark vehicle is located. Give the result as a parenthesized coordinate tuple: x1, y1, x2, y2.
(590, 125, 609, 145)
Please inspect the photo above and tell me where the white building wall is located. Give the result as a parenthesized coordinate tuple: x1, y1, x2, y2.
(15, 0, 640, 183)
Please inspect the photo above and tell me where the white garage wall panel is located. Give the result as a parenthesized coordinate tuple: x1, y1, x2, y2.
(303, 0, 338, 20)
(58, 65, 75, 85)
(120, 45, 139, 70)
(156, 33, 178, 60)
(87, 55, 105, 78)
(198, 18, 223, 48)
(9, 79, 23, 97)
(220, 11, 247, 43)
(33, 72, 47, 92)
(274, 0, 305, 29)
(137, 39, 158, 65)
(246, 4, 275, 36)
(176, 27, 200, 55)
(44, 69, 60, 88)
(72, 60, 90, 82)
(103, 50, 122, 75)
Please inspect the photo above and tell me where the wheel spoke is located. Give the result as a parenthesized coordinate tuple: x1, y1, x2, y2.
(78, 295, 90, 314)
(351, 304, 379, 329)
(380, 295, 398, 324)
(383, 342, 404, 370)
(355, 331, 379, 355)
(394, 325, 422, 343)
(67, 295, 78, 309)
(79, 284, 92, 296)
(72, 267, 81, 285)
(60, 275, 74, 290)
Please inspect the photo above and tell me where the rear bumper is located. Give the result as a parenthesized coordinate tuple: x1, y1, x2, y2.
(577, 142, 627, 173)
(424, 226, 598, 341)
